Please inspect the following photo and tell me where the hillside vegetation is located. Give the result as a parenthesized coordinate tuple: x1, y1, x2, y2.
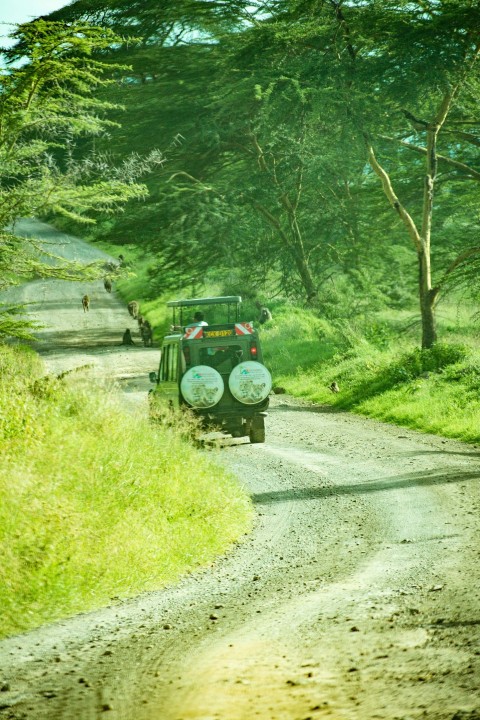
(0, 345, 252, 639)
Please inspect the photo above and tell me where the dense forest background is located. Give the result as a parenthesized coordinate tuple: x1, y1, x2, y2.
(4, 0, 480, 348)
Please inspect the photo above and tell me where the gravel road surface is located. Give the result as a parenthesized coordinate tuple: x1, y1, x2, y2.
(0, 220, 479, 720)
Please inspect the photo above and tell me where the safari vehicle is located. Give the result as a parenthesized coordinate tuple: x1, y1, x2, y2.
(149, 296, 271, 443)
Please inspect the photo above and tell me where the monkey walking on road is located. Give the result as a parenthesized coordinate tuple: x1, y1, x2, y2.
(82, 295, 90, 312)
(140, 320, 153, 347)
(128, 300, 139, 319)
(104, 278, 112, 293)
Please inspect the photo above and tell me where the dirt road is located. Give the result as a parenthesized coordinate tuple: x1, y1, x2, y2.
(0, 221, 479, 720)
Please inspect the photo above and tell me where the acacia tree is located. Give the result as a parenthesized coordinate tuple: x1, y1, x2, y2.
(0, 20, 152, 338)
(149, 20, 366, 303)
(326, 0, 480, 347)
(234, 0, 480, 345)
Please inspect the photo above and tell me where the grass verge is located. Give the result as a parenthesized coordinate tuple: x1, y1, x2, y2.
(0, 344, 253, 639)
(265, 310, 480, 444)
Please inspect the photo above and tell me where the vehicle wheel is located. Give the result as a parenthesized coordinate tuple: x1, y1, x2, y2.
(249, 415, 265, 444)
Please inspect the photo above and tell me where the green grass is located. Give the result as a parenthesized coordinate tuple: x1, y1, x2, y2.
(259, 304, 338, 377)
(0, 345, 253, 639)
(243, 293, 480, 444)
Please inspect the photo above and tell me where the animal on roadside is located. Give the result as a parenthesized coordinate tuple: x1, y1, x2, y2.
(140, 321, 153, 347)
(82, 295, 90, 312)
(137, 314, 145, 327)
(103, 261, 117, 273)
(272, 386, 286, 395)
(121, 328, 135, 346)
(259, 307, 272, 324)
(104, 278, 112, 293)
(118, 254, 125, 266)
(330, 381, 340, 393)
(127, 300, 139, 319)
(255, 301, 272, 325)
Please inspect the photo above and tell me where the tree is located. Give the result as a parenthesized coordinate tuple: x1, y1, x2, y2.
(36, 0, 480, 343)
(0, 20, 151, 338)
(140, 17, 367, 303)
(325, 0, 480, 347)
(237, 0, 480, 344)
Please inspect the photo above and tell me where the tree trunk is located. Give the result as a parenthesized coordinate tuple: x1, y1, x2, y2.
(250, 198, 317, 303)
(292, 244, 318, 303)
(418, 249, 437, 349)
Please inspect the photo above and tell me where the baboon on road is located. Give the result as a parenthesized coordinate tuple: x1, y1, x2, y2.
(128, 300, 139, 319)
(82, 295, 90, 312)
(122, 328, 135, 346)
(104, 278, 112, 293)
(140, 321, 153, 347)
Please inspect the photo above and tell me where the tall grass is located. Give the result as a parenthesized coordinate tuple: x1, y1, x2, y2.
(0, 345, 252, 639)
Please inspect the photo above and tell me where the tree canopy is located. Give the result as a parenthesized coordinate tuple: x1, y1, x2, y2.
(5, 0, 480, 346)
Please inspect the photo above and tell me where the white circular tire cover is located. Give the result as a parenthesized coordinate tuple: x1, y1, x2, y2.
(229, 361, 272, 405)
(180, 365, 224, 409)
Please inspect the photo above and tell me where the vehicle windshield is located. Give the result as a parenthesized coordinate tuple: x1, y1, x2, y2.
(200, 345, 243, 373)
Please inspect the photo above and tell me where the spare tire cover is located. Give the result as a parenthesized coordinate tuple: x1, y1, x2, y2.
(228, 361, 272, 405)
(180, 365, 224, 408)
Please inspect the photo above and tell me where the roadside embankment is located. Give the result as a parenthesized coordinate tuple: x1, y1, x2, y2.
(0, 344, 253, 639)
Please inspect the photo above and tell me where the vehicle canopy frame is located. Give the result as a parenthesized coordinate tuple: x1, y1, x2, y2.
(167, 296, 242, 328)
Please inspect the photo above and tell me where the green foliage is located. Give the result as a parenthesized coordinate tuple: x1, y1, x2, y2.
(258, 305, 338, 378)
(0, 20, 155, 340)
(0, 344, 252, 638)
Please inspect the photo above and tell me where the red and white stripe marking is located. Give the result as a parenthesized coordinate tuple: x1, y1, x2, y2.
(235, 322, 254, 336)
(184, 326, 204, 340)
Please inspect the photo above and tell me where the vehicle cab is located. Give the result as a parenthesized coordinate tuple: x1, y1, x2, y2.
(149, 296, 271, 443)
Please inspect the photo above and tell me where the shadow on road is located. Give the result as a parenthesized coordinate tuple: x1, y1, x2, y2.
(403, 449, 480, 458)
(34, 328, 149, 348)
(270, 402, 343, 415)
(428, 619, 480, 628)
(251, 468, 480, 505)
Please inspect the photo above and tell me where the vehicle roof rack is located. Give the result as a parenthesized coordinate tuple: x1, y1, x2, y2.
(167, 296, 242, 308)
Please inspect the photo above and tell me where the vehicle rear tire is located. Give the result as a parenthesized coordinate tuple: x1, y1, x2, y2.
(249, 415, 265, 444)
